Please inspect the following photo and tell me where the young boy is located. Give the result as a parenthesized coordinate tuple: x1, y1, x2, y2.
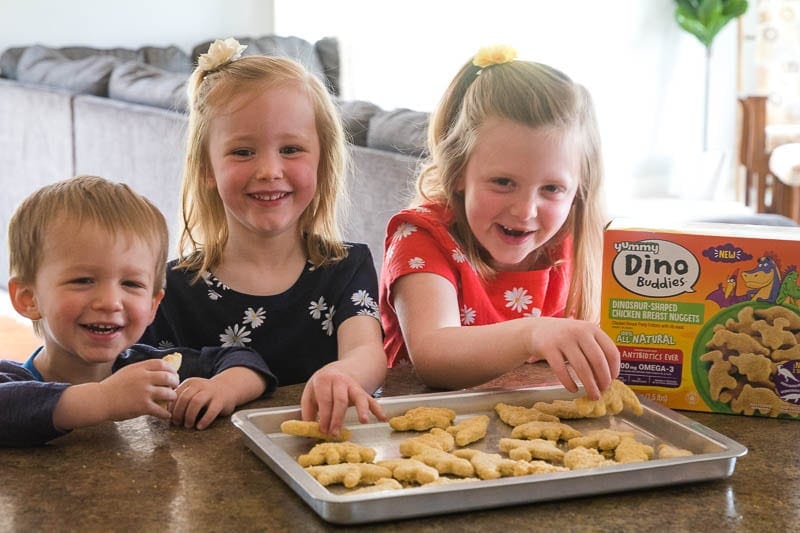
(1, 176, 277, 447)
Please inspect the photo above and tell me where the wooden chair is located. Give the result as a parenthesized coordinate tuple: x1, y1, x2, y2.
(738, 95, 800, 222)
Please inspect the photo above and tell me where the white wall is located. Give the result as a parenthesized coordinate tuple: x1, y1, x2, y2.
(0, 0, 274, 54)
(275, 0, 743, 206)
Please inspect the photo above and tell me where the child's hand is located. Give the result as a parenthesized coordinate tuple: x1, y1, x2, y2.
(301, 364, 387, 436)
(99, 359, 180, 421)
(527, 317, 620, 400)
(170, 377, 237, 430)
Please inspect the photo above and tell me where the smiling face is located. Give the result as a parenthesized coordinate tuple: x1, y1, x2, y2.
(458, 117, 579, 272)
(26, 220, 163, 366)
(207, 83, 320, 243)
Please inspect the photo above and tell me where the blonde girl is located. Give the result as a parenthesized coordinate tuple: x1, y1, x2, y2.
(379, 46, 619, 398)
(141, 39, 386, 434)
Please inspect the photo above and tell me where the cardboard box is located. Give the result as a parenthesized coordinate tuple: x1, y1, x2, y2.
(601, 219, 800, 419)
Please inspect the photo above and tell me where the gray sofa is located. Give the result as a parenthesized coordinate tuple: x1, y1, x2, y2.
(0, 35, 429, 283)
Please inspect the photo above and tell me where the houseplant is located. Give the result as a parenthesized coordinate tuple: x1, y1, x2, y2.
(674, 0, 749, 151)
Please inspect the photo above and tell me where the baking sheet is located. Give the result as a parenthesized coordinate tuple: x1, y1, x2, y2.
(232, 385, 747, 525)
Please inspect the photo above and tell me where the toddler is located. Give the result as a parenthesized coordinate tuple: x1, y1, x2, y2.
(1, 175, 276, 446)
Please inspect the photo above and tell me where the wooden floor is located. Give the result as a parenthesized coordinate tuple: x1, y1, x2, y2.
(0, 315, 38, 362)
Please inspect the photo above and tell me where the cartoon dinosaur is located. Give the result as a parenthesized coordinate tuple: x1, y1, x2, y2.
(705, 269, 750, 308)
(777, 266, 800, 307)
(741, 254, 782, 303)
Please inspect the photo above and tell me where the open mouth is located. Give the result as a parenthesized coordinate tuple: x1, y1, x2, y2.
(499, 225, 532, 237)
(82, 324, 122, 335)
(250, 191, 289, 201)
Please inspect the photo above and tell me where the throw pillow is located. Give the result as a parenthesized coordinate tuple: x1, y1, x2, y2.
(367, 109, 430, 157)
(109, 61, 188, 111)
(138, 45, 193, 74)
(338, 99, 381, 147)
(191, 34, 328, 90)
(17, 45, 118, 96)
(314, 37, 340, 96)
(0, 47, 26, 79)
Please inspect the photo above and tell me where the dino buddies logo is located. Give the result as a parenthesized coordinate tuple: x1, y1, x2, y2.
(612, 240, 700, 298)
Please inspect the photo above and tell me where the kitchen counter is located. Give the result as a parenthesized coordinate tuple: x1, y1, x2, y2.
(2, 363, 798, 531)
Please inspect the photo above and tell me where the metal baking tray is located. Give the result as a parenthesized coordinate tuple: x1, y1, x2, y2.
(232, 385, 747, 525)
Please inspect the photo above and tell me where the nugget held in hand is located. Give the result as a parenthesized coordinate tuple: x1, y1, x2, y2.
(573, 379, 643, 417)
(305, 463, 393, 488)
(446, 415, 490, 446)
(280, 419, 351, 441)
(389, 406, 456, 431)
(158, 352, 182, 409)
(297, 441, 376, 467)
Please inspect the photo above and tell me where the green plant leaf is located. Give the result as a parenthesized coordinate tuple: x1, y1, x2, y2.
(674, 0, 749, 49)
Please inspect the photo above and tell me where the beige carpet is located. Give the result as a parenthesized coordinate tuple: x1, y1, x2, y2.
(0, 315, 38, 362)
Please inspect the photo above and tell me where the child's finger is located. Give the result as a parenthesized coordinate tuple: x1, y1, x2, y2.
(300, 384, 319, 423)
(368, 396, 387, 421)
(325, 381, 351, 435)
(195, 402, 220, 430)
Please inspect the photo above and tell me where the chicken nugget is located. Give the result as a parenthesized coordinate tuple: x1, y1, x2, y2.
(446, 415, 490, 446)
(280, 419, 352, 441)
(297, 441, 376, 467)
(389, 406, 456, 431)
(494, 402, 560, 425)
(510, 420, 581, 441)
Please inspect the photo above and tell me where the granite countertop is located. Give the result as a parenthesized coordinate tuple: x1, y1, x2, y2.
(2, 363, 798, 531)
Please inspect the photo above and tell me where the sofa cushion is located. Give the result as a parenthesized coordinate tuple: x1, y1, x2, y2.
(109, 61, 188, 111)
(0, 47, 26, 79)
(137, 45, 193, 73)
(191, 35, 327, 88)
(338, 99, 381, 147)
(17, 45, 118, 96)
(314, 36, 340, 95)
(57, 46, 139, 63)
(367, 109, 429, 157)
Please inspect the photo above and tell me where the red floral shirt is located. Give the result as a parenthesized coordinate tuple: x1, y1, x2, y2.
(380, 203, 573, 367)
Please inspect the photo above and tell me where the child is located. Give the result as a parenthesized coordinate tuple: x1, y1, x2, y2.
(380, 45, 620, 399)
(1, 175, 276, 447)
(139, 38, 386, 435)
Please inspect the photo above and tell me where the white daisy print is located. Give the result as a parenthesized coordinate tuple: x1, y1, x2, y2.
(460, 305, 476, 325)
(243, 307, 266, 328)
(504, 287, 533, 313)
(219, 324, 252, 347)
(208, 290, 222, 301)
(358, 308, 380, 319)
(351, 289, 375, 308)
(308, 297, 328, 319)
(200, 271, 214, 287)
(321, 306, 336, 336)
(408, 257, 425, 269)
(413, 206, 431, 214)
(524, 308, 542, 318)
(157, 340, 175, 349)
(386, 244, 396, 260)
(393, 222, 417, 240)
(452, 247, 467, 263)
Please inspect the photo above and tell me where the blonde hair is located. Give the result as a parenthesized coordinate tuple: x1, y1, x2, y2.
(7, 175, 169, 334)
(178, 55, 348, 280)
(415, 58, 606, 321)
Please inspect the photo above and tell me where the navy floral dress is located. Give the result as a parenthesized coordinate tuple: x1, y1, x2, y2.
(140, 243, 381, 386)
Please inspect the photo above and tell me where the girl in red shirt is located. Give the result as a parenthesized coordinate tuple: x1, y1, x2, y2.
(380, 46, 620, 399)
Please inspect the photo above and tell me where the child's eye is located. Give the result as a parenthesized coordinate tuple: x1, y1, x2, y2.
(122, 279, 148, 290)
(69, 277, 94, 285)
(491, 177, 513, 188)
(232, 148, 254, 157)
(542, 184, 566, 194)
(280, 146, 302, 155)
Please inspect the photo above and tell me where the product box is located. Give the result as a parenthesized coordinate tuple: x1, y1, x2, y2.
(601, 219, 800, 419)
